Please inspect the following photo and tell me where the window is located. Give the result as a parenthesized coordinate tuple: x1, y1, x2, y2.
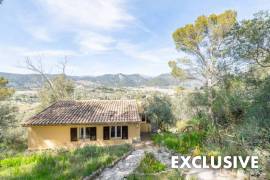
(111, 126, 116, 138)
(78, 127, 97, 141)
(117, 126, 121, 137)
(110, 126, 121, 138)
(103, 126, 110, 140)
(105, 126, 128, 140)
(122, 126, 128, 139)
(90, 127, 96, 140)
(70, 128, 78, 141)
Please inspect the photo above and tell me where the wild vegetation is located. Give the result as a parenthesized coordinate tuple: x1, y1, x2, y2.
(152, 130, 204, 155)
(147, 10, 270, 178)
(0, 77, 27, 158)
(0, 144, 131, 179)
(127, 152, 184, 180)
(134, 152, 166, 174)
(143, 95, 175, 131)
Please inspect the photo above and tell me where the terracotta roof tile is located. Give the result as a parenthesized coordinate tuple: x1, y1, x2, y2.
(23, 100, 141, 126)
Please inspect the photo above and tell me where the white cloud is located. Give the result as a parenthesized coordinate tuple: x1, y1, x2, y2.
(39, 0, 134, 29)
(76, 32, 115, 53)
(116, 42, 178, 63)
(0, 46, 79, 74)
(24, 26, 53, 42)
(34, 0, 137, 54)
(23, 49, 77, 57)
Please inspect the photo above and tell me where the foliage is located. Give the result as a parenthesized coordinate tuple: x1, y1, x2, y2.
(170, 10, 237, 82)
(0, 144, 131, 179)
(0, 138, 27, 159)
(127, 152, 176, 180)
(171, 92, 196, 121)
(248, 75, 270, 127)
(236, 75, 270, 149)
(166, 12, 270, 173)
(143, 95, 175, 131)
(189, 75, 248, 127)
(0, 77, 14, 101)
(152, 130, 204, 154)
(0, 105, 17, 137)
(0, 77, 17, 141)
(38, 74, 75, 108)
(169, 10, 237, 125)
(136, 152, 166, 174)
(227, 11, 270, 67)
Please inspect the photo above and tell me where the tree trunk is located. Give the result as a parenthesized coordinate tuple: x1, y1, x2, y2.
(207, 78, 216, 126)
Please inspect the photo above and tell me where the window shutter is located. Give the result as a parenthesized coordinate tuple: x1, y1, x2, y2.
(90, 127, 96, 140)
(111, 126, 115, 138)
(86, 127, 91, 139)
(103, 126, 110, 140)
(70, 128, 78, 141)
(122, 126, 128, 139)
(117, 126, 121, 137)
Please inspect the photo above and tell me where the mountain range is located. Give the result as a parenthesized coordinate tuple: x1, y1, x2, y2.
(0, 72, 198, 90)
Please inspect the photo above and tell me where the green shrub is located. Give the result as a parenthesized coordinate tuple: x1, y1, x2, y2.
(152, 131, 204, 154)
(131, 152, 166, 175)
(143, 95, 175, 131)
(164, 137, 180, 150)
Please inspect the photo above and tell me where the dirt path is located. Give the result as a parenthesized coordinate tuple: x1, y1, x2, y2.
(95, 149, 145, 180)
(95, 142, 248, 180)
(95, 141, 160, 180)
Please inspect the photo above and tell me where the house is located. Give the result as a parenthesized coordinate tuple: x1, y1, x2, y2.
(23, 100, 150, 150)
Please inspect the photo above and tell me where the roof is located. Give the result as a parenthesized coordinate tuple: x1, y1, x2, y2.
(23, 100, 141, 126)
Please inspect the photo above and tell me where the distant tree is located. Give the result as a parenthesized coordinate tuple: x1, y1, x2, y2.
(0, 77, 16, 139)
(144, 95, 174, 131)
(38, 74, 75, 108)
(25, 58, 75, 108)
(227, 11, 270, 67)
(0, 77, 14, 100)
(169, 10, 237, 125)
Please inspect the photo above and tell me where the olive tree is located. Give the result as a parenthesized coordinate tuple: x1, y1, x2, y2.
(143, 95, 174, 131)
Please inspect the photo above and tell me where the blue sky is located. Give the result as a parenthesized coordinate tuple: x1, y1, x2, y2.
(0, 0, 270, 76)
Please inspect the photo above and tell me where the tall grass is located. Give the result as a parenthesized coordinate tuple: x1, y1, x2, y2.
(0, 144, 131, 180)
(152, 131, 204, 154)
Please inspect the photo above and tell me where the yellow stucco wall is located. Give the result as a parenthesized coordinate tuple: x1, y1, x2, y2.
(28, 123, 141, 150)
(140, 123, 151, 133)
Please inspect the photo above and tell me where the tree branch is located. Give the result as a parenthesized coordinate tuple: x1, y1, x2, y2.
(25, 57, 55, 91)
